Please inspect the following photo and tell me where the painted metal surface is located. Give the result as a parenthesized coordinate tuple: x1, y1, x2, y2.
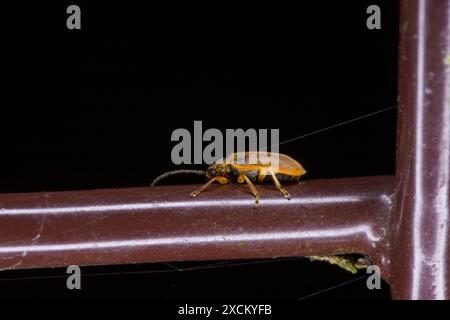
(392, 0, 450, 300)
(0, 177, 393, 273)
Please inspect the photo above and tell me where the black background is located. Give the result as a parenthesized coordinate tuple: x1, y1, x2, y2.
(1, 1, 398, 300)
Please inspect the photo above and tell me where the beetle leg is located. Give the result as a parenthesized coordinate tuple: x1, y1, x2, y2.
(240, 174, 260, 207)
(190, 177, 217, 197)
(268, 168, 291, 200)
(257, 168, 267, 183)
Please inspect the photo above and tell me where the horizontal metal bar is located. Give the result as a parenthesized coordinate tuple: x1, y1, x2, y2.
(0, 176, 394, 274)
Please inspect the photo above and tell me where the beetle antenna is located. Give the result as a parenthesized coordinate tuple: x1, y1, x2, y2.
(151, 170, 206, 186)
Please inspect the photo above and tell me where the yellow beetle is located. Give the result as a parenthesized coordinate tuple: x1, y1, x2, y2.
(151, 152, 307, 206)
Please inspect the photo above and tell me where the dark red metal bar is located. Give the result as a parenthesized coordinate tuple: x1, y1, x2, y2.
(0, 176, 393, 273)
(391, 0, 450, 299)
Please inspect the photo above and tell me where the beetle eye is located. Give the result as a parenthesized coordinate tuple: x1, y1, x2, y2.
(209, 168, 216, 176)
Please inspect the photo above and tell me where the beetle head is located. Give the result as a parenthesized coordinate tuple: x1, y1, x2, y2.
(206, 164, 230, 178)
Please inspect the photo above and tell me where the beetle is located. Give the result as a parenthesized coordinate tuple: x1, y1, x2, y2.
(151, 152, 307, 206)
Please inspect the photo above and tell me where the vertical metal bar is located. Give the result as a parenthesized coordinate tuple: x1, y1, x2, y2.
(392, 0, 450, 299)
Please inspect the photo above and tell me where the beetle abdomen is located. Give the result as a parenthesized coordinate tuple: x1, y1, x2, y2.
(229, 166, 299, 184)
(262, 173, 301, 183)
(229, 168, 259, 182)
